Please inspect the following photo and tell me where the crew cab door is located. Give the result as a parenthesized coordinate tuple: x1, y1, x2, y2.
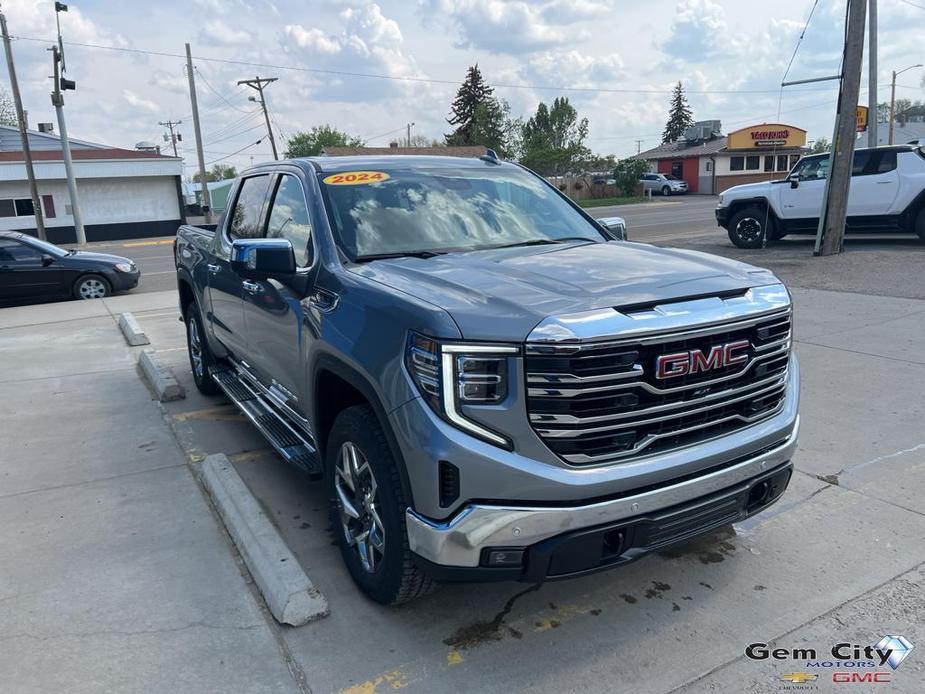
(207, 174, 272, 359)
(846, 150, 900, 217)
(241, 171, 318, 407)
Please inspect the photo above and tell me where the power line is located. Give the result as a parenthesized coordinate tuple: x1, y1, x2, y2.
(897, 0, 925, 10)
(781, 0, 822, 86)
(8, 33, 845, 95)
(203, 120, 265, 147)
(194, 66, 252, 113)
(201, 108, 262, 142)
(204, 138, 263, 166)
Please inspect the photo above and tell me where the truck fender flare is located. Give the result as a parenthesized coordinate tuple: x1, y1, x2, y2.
(900, 188, 925, 227)
(311, 354, 416, 508)
(728, 196, 781, 226)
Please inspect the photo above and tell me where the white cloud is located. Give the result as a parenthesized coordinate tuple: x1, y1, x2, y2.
(522, 50, 624, 91)
(661, 0, 729, 60)
(200, 19, 251, 45)
(122, 89, 159, 113)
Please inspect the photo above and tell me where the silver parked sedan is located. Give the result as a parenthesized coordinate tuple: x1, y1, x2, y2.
(640, 173, 688, 196)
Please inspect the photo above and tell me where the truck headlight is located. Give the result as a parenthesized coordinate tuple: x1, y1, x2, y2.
(718, 194, 725, 206)
(405, 332, 517, 448)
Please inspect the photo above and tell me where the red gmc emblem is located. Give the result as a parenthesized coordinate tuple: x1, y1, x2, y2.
(655, 339, 750, 379)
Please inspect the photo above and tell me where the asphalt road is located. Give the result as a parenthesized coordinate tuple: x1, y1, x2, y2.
(69, 194, 925, 300)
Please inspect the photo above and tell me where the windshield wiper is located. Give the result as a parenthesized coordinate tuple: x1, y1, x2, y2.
(481, 236, 598, 250)
(354, 250, 447, 262)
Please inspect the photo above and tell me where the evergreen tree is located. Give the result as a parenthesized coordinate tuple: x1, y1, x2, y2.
(661, 81, 694, 143)
(445, 65, 494, 145)
(519, 97, 590, 175)
(0, 87, 17, 127)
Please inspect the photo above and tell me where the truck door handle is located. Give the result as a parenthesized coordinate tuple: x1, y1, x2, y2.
(242, 280, 262, 293)
(207, 263, 220, 273)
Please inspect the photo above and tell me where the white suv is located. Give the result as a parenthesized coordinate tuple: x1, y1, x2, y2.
(715, 145, 925, 248)
(641, 173, 688, 196)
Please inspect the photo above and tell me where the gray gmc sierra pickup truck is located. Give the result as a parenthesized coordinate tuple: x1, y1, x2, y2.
(174, 153, 800, 605)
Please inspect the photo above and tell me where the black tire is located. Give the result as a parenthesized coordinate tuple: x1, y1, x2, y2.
(915, 207, 925, 241)
(727, 206, 775, 249)
(73, 274, 111, 300)
(185, 302, 220, 395)
(327, 404, 433, 605)
(661, 185, 671, 197)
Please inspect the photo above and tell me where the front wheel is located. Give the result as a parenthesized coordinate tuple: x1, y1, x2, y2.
(727, 207, 774, 249)
(327, 405, 433, 605)
(661, 185, 671, 196)
(74, 274, 111, 300)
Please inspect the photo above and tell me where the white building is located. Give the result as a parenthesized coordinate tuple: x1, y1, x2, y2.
(0, 124, 184, 244)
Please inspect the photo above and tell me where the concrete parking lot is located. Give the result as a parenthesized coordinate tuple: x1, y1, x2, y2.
(2, 215, 923, 693)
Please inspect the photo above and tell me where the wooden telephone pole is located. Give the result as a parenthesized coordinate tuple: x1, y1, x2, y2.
(237, 77, 278, 160)
(815, 0, 867, 256)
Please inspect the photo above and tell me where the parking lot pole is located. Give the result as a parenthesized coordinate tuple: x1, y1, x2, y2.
(50, 45, 86, 247)
(816, 0, 866, 256)
(1, 10, 47, 241)
(868, 0, 877, 148)
(185, 43, 212, 224)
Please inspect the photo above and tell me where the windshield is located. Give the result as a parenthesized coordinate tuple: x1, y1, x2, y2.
(319, 165, 604, 260)
(21, 236, 67, 257)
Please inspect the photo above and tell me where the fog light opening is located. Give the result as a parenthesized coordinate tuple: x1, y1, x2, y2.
(747, 481, 771, 510)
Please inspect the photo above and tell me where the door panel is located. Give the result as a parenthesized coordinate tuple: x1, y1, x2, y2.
(0, 239, 63, 300)
(207, 174, 272, 358)
(847, 150, 899, 216)
(777, 156, 828, 219)
(242, 173, 318, 406)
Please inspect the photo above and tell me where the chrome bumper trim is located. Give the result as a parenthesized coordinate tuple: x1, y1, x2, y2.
(406, 415, 799, 567)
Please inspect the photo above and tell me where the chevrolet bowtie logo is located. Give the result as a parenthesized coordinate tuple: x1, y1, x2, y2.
(780, 672, 818, 684)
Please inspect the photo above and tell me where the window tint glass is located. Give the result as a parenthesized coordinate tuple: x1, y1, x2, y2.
(851, 150, 872, 176)
(266, 175, 313, 266)
(745, 156, 760, 170)
(0, 239, 40, 261)
(228, 175, 271, 239)
(0, 200, 15, 217)
(730, 156, 744, 171)
(777, 155, 789, 172)
(14, 199, 34, 216)
(795, 157, 829, 180)
(764, 156, 774, 172)
(875, 151, 897, 173)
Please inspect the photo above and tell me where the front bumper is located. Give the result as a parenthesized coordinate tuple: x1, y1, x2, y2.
(109, 270, 140, 292)
(407, 415, 799, 574)
(715, 206, 730, 227)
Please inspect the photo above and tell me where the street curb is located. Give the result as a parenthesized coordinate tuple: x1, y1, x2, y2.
(118, 312, 150, 346)
(139, 349, 185, 401)
(200, 453, 329, 626)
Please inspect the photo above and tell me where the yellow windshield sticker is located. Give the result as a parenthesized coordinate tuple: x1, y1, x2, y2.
(322, 171, 390, 186)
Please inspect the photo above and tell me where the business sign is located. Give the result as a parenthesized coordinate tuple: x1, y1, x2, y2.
(856, 105, 869, 132)
(727, 123, 807, 150)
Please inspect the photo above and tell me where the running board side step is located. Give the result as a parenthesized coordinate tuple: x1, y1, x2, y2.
(210, 368, 322, 479)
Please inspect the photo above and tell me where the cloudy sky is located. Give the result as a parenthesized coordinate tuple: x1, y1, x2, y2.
(1, 0, 923, 176)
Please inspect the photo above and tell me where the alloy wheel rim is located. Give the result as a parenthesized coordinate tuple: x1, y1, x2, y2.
(80, 279, 106, 299)
(736, 217, 762, 242)
(188, 317, 203, 379)
(334, 441, 385, 573)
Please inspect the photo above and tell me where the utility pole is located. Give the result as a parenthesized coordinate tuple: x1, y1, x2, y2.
(816, 0, 866, 257)
(406, 122, 415, 147)
(50, 3, 85, 247)
(185, 43, 211, 223)
(867, 0, 877, 147)
(635, 140, 643, 155)
(0, 7, 46, 240)
(159, 119, 182, 157)
(237, 76, 278, 160)
(888, 64, 923, 145)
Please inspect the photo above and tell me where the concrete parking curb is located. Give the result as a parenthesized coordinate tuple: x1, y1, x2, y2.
(139, 349, 185, 401)
(118, 312, 150, 346)
(200, 454, 329, 626)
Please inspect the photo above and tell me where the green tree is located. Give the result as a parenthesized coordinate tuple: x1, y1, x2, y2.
(0, 87, 17, 127)
(193, 164, 238, 183)
(285, 125, 363, 158)
(809, 137, 829, 154)
(661, 81, 694, 144)
(519, 97, 590, 176)
(612, 157, 650, 197)
(445, 64, 494, 145)
(470, 98, 520, 158)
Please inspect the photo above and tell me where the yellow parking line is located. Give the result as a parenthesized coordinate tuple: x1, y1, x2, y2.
(122, 239, 174, 247)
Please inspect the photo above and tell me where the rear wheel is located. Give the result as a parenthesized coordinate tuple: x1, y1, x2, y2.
(727, 207, 774, 249)
(661, 185, 671, 196)
(74, 274, 111, 300)
(915, 207, 925, 241)
(327, 404, 433, 605)
(185, 303, 220, 395)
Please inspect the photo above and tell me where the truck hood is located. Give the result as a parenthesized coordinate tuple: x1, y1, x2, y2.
(349, 242, 777, 341)
(720, 180, 774, 198)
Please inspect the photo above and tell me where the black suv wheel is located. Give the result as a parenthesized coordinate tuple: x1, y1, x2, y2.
(327, 404, 433, 605)
(728, 206, 775, 249)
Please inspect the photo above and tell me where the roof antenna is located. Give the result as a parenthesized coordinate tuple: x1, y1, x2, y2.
(480, 148, 501, 164)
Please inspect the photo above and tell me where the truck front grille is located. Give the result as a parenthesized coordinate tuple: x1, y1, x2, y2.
(525, 310, 791, 465)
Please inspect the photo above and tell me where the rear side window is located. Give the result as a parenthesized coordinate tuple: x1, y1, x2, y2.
(875, 151, 897, 173)
(228, 175, 272, 240)
(266, 175, 313, 267)
(0, 238, 40, 262)
(851, 151, 872, 175)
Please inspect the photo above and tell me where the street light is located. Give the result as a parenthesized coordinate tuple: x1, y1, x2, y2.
(889, 63, 923, 145)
